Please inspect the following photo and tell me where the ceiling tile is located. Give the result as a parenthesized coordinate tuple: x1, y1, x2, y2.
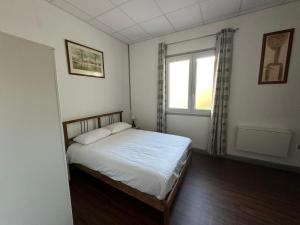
(140, 16, 174, 35)
(241, 0, 283, 11)
(96, 8, 135, 31)
(166, 4, 203, 30)
(111, 32, 131, 43)
(66, 0, 114, 17)
(155, 0, 199, 13)
(200, 0, 241, 22)
(88, 19, 115, 33)
(119, 25, 150, 41)
(45, 0, 296, 44)
(120, 0, 162, 23)
(51, 0, 92, 21)
(111, 0, 129, 5)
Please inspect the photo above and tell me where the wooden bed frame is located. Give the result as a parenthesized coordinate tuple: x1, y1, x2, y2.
(62, 111, 192, 225)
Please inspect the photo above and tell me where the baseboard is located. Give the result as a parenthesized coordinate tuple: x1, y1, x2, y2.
(225, 154, 300, 174)
(191, 148, 209, 154)
(191, 148, 300, 174)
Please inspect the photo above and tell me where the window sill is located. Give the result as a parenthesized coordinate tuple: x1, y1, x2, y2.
(166, 111, 211, 117)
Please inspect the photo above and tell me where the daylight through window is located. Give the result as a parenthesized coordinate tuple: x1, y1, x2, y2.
(167, 50, 215, 115)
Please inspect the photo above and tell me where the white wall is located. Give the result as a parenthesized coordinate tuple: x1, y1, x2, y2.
(0, 0, 130, 121)
(130, 1, 300, 167)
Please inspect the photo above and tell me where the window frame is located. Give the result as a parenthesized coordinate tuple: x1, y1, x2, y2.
(166, 49, 215, 117)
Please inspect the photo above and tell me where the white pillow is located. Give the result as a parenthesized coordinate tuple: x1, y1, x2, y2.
(73, 128, 111, 145)
(104, 122, 132, 134)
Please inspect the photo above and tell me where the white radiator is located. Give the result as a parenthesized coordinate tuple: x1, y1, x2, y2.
(236, 126, 292, 157)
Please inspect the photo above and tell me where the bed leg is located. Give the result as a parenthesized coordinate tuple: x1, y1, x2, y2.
(163, 207, 170, 225)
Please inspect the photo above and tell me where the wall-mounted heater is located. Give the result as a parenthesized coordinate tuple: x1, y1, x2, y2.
(236, 126, 292, 157)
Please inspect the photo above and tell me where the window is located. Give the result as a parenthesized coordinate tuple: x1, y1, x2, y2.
(168, 59, 190, 109)
(166, 50, 215, 115)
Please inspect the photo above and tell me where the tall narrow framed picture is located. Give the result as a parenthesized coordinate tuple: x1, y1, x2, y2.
(65, 40, 105, 78)
(258, 29, 294, 84)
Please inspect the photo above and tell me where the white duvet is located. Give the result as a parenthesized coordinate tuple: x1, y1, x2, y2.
(67, 128, 191, 199)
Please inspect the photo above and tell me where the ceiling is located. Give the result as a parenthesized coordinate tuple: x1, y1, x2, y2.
(45, 0, 296, 44)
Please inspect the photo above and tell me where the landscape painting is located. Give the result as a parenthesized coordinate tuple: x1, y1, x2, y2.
(65, 40, 105, 78)
(258, 29, 294, 84)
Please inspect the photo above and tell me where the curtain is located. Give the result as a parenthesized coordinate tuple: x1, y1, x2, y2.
(207, 28, 235, 155)
(157, 43, 167, 133)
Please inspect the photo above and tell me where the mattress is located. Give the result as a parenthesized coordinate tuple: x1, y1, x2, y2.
(67, 128, 192, 199)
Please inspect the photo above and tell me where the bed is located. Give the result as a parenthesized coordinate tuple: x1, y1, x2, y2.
(63, 111, 192, 225)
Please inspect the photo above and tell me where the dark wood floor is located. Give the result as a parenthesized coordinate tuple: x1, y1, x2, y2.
(69, 153, 300, 225)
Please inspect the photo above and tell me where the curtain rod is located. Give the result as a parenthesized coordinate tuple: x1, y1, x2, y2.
(166, 28, 239, 46)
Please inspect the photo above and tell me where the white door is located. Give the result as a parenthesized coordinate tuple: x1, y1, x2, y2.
(0, 32, 73, 225)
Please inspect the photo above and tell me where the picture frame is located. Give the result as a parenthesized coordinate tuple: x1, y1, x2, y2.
(258, 29, 294, 84)
(65, 40, 105, 78)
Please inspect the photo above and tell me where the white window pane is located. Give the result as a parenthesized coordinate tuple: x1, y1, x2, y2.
(195, 56, 215, 110)
(168, 60, 190, 109)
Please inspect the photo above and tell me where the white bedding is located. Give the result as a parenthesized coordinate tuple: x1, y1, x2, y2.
(67, 128, 191, 199)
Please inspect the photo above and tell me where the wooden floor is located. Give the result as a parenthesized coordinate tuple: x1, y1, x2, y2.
(69, 153, 300, 225)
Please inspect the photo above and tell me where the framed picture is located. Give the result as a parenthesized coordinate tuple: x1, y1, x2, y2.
(258, 29, 294, 84)
(65, 40, 105, 78)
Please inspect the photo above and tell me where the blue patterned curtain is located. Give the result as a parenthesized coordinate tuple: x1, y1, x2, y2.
(208, 28, 235, 155)
(157, 43, 167, 133)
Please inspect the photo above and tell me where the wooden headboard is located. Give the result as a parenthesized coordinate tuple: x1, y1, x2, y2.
(62, 111, 123, 150)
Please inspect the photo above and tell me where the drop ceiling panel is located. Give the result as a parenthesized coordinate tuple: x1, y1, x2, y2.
(111, 0, 129, 5)
(120, 0, 162, 22)
(200, 0, 241, 22)
(51, 0, 92, 21)
(140, 16, 174, 35)
(111, 32, 131, 43)
(119, 25, 150, 41)
(166, 4, 203, 30)
(66, 0, 114, 17)
(96, 8, 135, 31)
(241, 0, 284, 11)
(88, 19, 115, 33)
(156, 0, 199, 13)
(45, 0, 298, 44)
